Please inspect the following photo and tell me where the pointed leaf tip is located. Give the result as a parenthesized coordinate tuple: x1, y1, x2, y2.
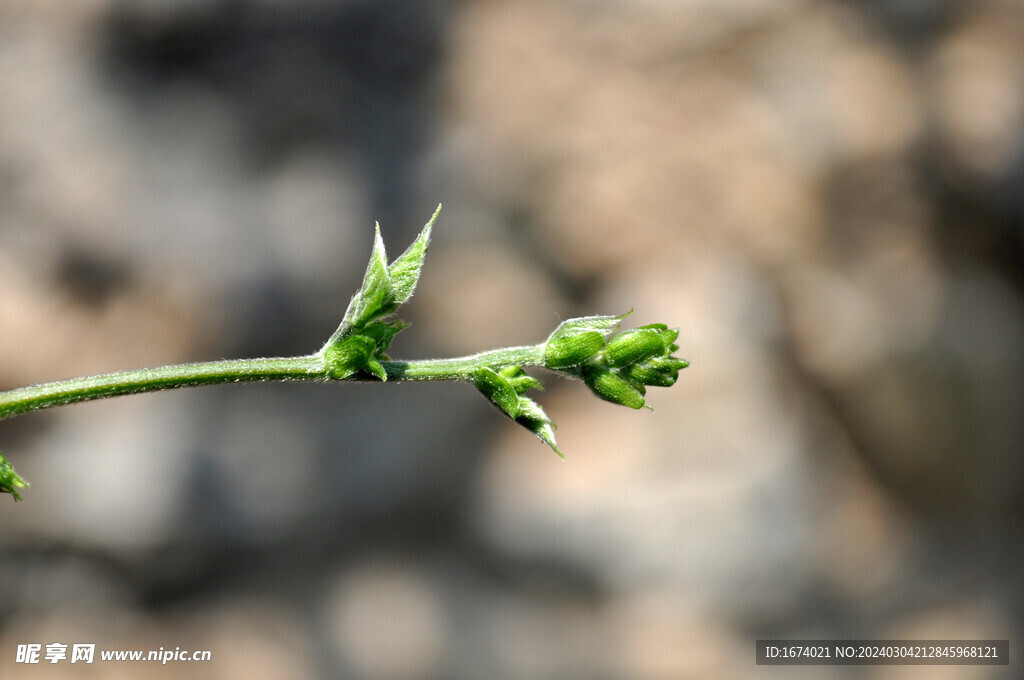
(389, 206, 440, 304)
(516, 398, 562, 457)
(345, 222, 394, 328)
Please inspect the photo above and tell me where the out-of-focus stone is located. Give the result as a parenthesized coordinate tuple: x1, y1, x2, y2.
(325, 561, 447, 680)
(604, 591, 821, 680)
(415, 241, 565, 354)
(754, 4, 923, 168)
(449, 2, 822, 275)
(931, 6, 1024, 181)
(7, 398, 193, 551)
(838, 271, 1024, 515)
(812, 442, 913, 600)
(0, 248, 206, 389)
(199, 601, 316, 680)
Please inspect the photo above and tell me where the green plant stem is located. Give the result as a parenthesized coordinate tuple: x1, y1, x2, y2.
(0, 345, 548, 421)
(384, 345, 542, 380)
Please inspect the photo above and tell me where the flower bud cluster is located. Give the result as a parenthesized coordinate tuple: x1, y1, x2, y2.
(544, 318, 688, 410)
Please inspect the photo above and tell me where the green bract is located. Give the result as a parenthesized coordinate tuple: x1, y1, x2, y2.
(515, 397, 560, 458)
(0, 205, 689, 498)
(475, 367, 521, 418)
(498, 366, 543, 394)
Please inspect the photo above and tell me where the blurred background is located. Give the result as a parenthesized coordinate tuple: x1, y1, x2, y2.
(2, 0, 1023, 677)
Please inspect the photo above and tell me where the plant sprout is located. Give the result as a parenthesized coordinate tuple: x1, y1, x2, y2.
(0, 206, 688, 500)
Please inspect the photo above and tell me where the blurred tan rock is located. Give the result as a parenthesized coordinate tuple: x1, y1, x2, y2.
(0, 248, 205, 389)
(753, 4, 923, 167)
(931, 5, 1024, 181)
(813, 441, 913, 599)
(326, 561, 447, 680)
(415, 241, 565, 354)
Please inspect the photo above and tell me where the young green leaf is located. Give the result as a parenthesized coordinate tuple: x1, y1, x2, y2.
(345, 224, 396, 329)
(389, 204, 439, 304)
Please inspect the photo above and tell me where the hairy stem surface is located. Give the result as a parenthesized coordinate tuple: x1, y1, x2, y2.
(0, 345, 548, 421)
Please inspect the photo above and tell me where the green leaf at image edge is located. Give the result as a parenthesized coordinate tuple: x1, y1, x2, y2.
(0, 451, 28, 502)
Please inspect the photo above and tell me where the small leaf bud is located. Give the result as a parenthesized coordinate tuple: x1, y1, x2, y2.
(323, 335, 376, 380)
(364, 357, 388, 382)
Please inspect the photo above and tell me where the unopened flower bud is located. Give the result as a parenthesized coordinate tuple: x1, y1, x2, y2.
(646, 357, 689, 372)
(622, 363, 678, 387)
(544, 330, 606, 369)
(582, 366, 646, 409)
(638, 324, 679, 350)
(602, 328, 664, 368)
(360, 320, 410, 357)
